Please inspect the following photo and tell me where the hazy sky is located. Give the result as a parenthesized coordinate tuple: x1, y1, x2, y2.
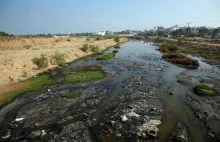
(0, 0, 220, 35)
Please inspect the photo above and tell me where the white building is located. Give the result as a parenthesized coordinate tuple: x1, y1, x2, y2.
(98, 31, 106, 36)
(170, 25, 180, 31)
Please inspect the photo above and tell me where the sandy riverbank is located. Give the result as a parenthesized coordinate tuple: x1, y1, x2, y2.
(0, 37, 127, 88)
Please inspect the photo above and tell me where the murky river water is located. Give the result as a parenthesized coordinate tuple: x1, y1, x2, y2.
(1, 40, 220, 142)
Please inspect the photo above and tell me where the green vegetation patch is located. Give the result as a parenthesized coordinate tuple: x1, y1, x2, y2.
(65, 71, 105, 83)
(194, 84, 217, 96)
(154, 37, 163, 43)
(62, 90, 82, 99)
(162, 53, 199, 68)
(1, 75, 52, 105)
(97, 50, 118, 60)
(158, 43, 179, 52)
(114, 43, 121, 49)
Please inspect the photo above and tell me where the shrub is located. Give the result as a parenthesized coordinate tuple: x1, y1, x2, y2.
(32, 54, 49, 68)
(90, 45, 99, 53)
(95, 36, 101, 41)
(154, 37, 162, 43)
(159, 43, 179, 52)
(23, 45, 31, 49)
(66, 38, 71, 42)
(22, 70, 28, 78)
(194, 84, 217, 96)
(80, 44, 89, 52)
(86, 37, 90, 41)
(177, 39, 184, 45)
(114, 37, 120, 42)
(51, 51, 66, 65)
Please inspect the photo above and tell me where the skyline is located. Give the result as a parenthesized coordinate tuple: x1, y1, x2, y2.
(0, 0, 220, 35)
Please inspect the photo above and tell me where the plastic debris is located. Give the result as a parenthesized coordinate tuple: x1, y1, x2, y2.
(2, 131, 11, 139)
(41, 130, 46, 136)
(126, 112, 140, 118)
(120, 115, 128, 122)
(137, 120, 161, 137)
(144, 115, 151, 121)
(15, 117, 24, 122)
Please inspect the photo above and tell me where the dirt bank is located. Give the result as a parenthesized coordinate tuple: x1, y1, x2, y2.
(161, 38, 220, 61)
(0, 37, 127, 88)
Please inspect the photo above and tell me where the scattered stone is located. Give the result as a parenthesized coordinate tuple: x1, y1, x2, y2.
(170, 122, 188, 142)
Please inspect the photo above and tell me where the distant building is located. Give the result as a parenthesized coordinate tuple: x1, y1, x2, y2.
(170, 25, 180, 31)
(157, 26, 164, 31)
(99, 31, 106, 36)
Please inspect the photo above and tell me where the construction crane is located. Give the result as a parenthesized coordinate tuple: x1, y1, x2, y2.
(186, 22, 192, 28)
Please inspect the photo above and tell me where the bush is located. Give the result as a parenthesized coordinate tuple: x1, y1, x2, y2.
(23, 45, 31, 49)
(32, 54, 49, 68)
(194, 84, 217, 96)
(66, 38, 71, 42)
(22, 70, 28, 78)
(177, 39, 184, 45)
(51, 51, 66, 65)
(159, 43, 179, 52)
(80, 44, 89, 52)
(114, 37, 120, 42)
(90, 45, 99, 53)
(86, 37, 90, 41)
(154, 37, 163, 43)
(95, 36, 101, 41)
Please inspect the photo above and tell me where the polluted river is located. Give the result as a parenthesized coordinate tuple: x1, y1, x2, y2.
(0, 40, 220, 142)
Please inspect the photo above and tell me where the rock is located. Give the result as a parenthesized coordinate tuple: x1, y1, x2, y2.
(35, 123, 40, 127)
(28, 130, 41, 139)
(169, 92, 174, 95)
(170, 122, 188, 142)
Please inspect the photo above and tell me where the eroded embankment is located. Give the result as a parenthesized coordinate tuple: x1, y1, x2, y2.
(0, 37, 127, 89)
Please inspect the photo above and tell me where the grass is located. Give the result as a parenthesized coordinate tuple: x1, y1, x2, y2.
(68, 57, 82, 64)
(158, 43, 179, 52)
(80, 44, 89, 52)
(32, 54, 49, 69)
(194, 84, 217, 96)
(0, 75, 52, 105)
(114, 43, 120, 49)
(65, 71, 105, 83)
(162, 53, 199, 68)
(154, 37, 163, 43)
(51, 51, 66, 65)
(62, 90, 82, 99)
(97, 50, 118, 60)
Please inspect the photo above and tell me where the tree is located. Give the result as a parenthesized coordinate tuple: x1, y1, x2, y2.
(0, 31, 9, 36)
